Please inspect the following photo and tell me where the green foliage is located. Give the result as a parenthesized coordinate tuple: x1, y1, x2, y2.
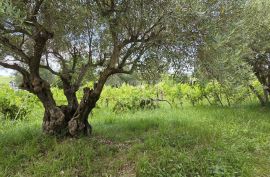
(157, 76, 181, 105)
(0, 85, 37, 120)
(251, 80, 264, 95)
(180, 83, 203, 106)
(100, 84, 157, 112)
(0, 76, 13, 84)
(51, 87, 67, 105)
(46, 76, 261, 109)
(0, 0, 26, 24)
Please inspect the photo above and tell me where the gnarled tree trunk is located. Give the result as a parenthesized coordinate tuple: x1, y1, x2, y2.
(68, 88, 98, 136)
(41, 90, 98, 136)
(21, 75, 77, 136)
(39, 69, 110, 136)
(40, 87, 98, 136)
(31, 77, 70, 135)
(66, 69, 111, 136)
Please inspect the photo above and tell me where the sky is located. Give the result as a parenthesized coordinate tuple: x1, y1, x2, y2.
(0, 67, 13, 76)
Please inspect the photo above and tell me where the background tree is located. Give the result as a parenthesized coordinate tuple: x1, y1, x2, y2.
(197, 0, 270, 106)
(138, 50, 169, 85)
(182, 0, 263, 106)
(239, 0, 270, 105)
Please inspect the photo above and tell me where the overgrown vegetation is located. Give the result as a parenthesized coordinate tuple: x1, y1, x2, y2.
(0, 76, 265, 119)
(0, 85, 37, 120)
(0, 102, 269, 176)
(0, 79, 269, 176)
(0, 76, 13, 85)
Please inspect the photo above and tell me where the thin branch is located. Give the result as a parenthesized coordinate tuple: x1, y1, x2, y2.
(29, 0, 45, 22)
(0, 23, 32, 36)
(0, 36, 30, 62)
(40, 65, 60, 76)
(48, 51, 68, 71)
(119, 43, 143, 68)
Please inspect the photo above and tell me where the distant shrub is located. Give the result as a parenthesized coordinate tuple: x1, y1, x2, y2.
(0, 85, 38, 120)
(113, 98, 159, 112)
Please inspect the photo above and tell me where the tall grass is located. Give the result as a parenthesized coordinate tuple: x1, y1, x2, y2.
(0, 76, 13, 85)
(0, 104, 269, 176)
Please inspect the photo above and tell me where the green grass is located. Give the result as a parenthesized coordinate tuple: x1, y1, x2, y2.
(0, 76, 13, 85)
(0, 104, 270, 177)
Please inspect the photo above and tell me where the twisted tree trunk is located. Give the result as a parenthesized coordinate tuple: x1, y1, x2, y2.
(40, 86, 99, 136)
(40, 69, 111, 136)
(68, 88, 98, 136)
(32, 77, 69, 135)
(21, 75, 91, 136)
(41, 88, 98, 136)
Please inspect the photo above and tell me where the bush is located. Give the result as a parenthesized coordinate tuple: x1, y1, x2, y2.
(0, 85, 37, 120)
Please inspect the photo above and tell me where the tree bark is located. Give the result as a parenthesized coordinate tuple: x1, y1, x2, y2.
(263, 86, 269, 105)
(60, 75, 79, 109)
(68, 88, 97, 136)
(67, 68, 113, 136)
(249, 85, 266, 106)
(30, 77, 69, 135)
(40, 85, 97, 136)
(42, 107, 67, 135)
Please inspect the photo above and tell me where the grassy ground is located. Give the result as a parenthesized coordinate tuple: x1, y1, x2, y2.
(0, 104, 269, 177)
(0, 76, 13, 85)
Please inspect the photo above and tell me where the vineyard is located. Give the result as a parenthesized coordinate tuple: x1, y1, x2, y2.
(0, 77, 265, 120)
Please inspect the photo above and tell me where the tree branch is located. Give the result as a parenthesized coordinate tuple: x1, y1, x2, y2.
(0, 61, 29, 75)
(0, 36, 30, 62)
(0, 23, 31, 36)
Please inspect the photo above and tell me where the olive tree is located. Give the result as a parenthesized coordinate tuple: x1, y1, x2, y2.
(0, 0, 176, 136)
(200, 0, 270, 106)
(239, 0, 270, 105)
